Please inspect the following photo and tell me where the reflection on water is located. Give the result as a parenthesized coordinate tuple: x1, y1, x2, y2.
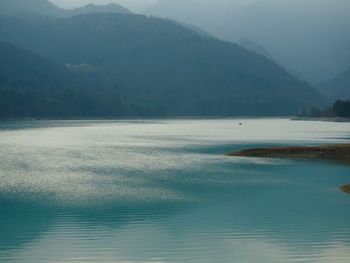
(0, 119, 350, 262)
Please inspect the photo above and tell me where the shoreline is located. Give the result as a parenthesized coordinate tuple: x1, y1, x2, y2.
(340, 185, 350, 193)
(292, 117, 350, 122)
(227, 144, 350, 194)
(227, 144, 350, 162)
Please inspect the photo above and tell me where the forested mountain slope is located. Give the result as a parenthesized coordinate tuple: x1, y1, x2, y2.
(0, 13, 325, 117)
(0, 41, 123, 117)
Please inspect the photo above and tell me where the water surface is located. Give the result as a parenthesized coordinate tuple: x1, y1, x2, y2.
(0, 119, 350, 262)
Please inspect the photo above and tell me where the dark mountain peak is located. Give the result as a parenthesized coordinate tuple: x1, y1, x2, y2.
(71, 3, 131, 15)
(0, 0, 131, 17)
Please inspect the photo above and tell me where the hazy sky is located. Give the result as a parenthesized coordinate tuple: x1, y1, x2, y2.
(50, 0, 158, 12)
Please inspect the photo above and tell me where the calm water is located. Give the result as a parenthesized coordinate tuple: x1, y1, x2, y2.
(0, 119, 350, 263)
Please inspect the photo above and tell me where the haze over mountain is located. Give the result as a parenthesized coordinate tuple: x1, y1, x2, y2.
(0, 0, 131, 17)
(146, 0, 350, 83)
(318, 68, 350, 101)
(146, 0, 254, 36)
(0, 9, 324, 117)
(237, 38, 273, 60)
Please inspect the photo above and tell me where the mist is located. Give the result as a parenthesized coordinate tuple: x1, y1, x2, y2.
(145, 0, 350, 83)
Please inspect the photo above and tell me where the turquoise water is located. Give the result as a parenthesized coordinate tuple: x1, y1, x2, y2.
(0, 119, 350, 262)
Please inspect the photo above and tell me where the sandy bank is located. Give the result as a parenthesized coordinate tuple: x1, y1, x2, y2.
(227, 144, 350, 194)
(340, 185, 350, 193)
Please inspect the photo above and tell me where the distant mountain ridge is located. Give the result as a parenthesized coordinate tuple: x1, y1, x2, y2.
(0, 0, 131, 17)
(237, 39, 273, 60)
(145, 0, 254, 36)
(146, 0, 350, 84)
(0, 13, 325, 117)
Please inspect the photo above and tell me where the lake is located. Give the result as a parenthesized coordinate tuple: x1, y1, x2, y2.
(0, 119, 350, 263)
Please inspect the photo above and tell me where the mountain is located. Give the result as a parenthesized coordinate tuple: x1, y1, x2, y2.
(0, 41, 124, 118)
(223, 0, 350, 83)
(146, 0, 350, 84)
(71, 3, 130, 15)
(0, 0, 64, 16)
(0, 0, 131, 17)
(145, 0, 254, 36)
(0, 13, 324, 117)
(237, 39, 273, 60)
(237, 39, 307, 82)
(318, 68, 350, 101)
